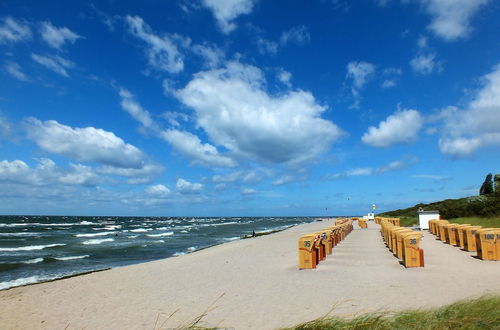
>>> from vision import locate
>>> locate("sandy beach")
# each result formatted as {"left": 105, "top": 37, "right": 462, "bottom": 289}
{"left": 1, "top": 219, "right": 499, "bottom": 329}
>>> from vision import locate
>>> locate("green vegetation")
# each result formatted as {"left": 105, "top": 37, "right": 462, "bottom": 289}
{"left": 378, "top": 194, "right": 500, "bottom": 221}
{"left": 398, "top": 216, "right": 418, "bottom": 227}
{"left": 448, "top": 217, "right": 500, "bottom": 228}
{"left": 286, "top": 295, "right": 500, "bottom": 330}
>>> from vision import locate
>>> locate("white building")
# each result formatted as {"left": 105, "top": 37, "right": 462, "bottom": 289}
{"left": 418, "top": 208, "right": 440, "bottom": 230}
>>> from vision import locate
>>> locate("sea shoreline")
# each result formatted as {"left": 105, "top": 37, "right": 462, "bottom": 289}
{"left": 0, "top": 218, "right": 312, "bottom": 291}
{"left": 1, "top": 219, "right": 499, "bottom": 329}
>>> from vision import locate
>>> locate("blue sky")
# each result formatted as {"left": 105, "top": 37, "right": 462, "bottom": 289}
{"left": 0, "top": 0, "right": 499, "bottom": 216}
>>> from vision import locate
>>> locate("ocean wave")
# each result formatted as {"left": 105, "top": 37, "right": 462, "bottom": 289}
{"left": 0, "top": 244, "right": 66, "bottom": 252}
{"left": 130, "top": 228, "right": 152, "bottom": 233}
{"left": 156, "top": 227, "right": 170, "bottom": 230}
{"left": 54, "top": 255, "right": 89, "bottom": 261}
{"left": 75, "top": 232, "right": 116, "bottom": 238}
{"left": 0, "top": 222, "right": 94, "bottom": 228}
{"left": 22, "top": 258, "right": 44, "bottom": 264}
{"left": 187, "top": 246, "right": 197, "bottom": 252}
{"left": 79, "top": 221, "right": 94, "bottom": 225}
{"left": 146, "top": 232, "right": 174, "bottom": 237}
{"left": 223, "top": 237, "right": 240, "bottom": 242}
{"left": 82, "top": 238, "right": 114, "bottom": 245}
{"left": 0, "top": 275, "right": 55, "bottom": 290}
{"left": 103, "top": 225, "right": 121, "bottom": 230}
{"left": 0, "top": 232, "right": 43, "bottom": 237}
{"left": 173, "top": 252, "right": 186, "bottom": 256}
{"left": 152, "top": 240, "right": 165, "bottom": 243}
{"left": 127, "top": 235, "right": 138, "bottom": 239}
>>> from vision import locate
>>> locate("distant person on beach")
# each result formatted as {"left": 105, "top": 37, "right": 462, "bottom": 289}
{"left": 252, "top": 231, "right": 256, "bottom": 237}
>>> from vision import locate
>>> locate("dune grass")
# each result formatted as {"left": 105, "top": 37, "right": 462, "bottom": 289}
{"left": 398, "top": 216, "right": 419, "bottom": 227}
{"left": 449, "top": 217, "right": 500, "bottom": 228}
{"left": 387, "top": 216, "right": 499, "bottom": 228}
{"left": 286, "top": 295, "right": 500, "bottom": 330}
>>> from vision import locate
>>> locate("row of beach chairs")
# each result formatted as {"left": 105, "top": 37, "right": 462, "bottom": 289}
{"left": 379, "top": 218, "right": 424, "bottom": 267}
{"left": 428, "top": 219, "right": 500, "bottom": 261}
{"left": 297, "top": 218, "right": 354, "bottom": 269}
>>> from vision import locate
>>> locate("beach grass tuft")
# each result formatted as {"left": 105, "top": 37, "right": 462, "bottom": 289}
{"left": 285, "top": 295, "right": 500, "bottom": 330}
{"left": 154, "top": 293, "right": 225, "bottom": 330}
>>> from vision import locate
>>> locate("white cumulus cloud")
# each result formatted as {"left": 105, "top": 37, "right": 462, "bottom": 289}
{"left": 176, "top": 61, "right": 343, "bottom": 164}
{"left": 201, "top": 0, "right": 254, "bottom": 34}
{"left": 0, "top": 159, "right": 102, "bottom": 187}
{"left": 438, "top": 63, "right": 500, "bottom": 157}
{"left": 161, "top": 129, "right": 236, "bottom": 168}
{"left": 422, "top": 0, "right": 489, "bottom": 41}
{"left": 145, "top": 184, "right": 171, "bottom": 197}
{"left": 410, "top": 53, "right": 441, "bottom": 75}
{"left": 0, "top": 17, "right": 31, "bottom": 43}
{"left": 176, "top": 178, "right": 203, "bottom": 194}
{"left": 40, "top": 22, "right": 82, "bottom": 49}
{"left": 362, "top": 109, "right": 423, "bottom": 147}
{"left": 125, "top": 15, "right": 187, "bottom": 73}
{"left": 346, "top": 61, "right": 375, "bottom": 107}
{"left": 25, "top": 118, "right": 146, "bottom": 169}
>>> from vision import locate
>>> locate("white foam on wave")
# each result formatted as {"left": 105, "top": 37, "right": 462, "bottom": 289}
{"left": 82, "top": 238, "right": 114, "bottom": 245}
{"left": 223, "top": 237, "right": 240, "bottom": 242}
{"left": 198, "top": 221, "right": 239, "bottom": 228}
{"left": 173, "top": 252, "right": 186, "bottom": 256}
{"left": 187, "top": 246, "right": 197, "bottom": 252}
{"left": 0, "top": 223, "right": 33, "bottom": 227}
{"left": 131, "top": 228, "right": 152, "bottom": 233}
{"left": 153, "top": 240, "right": 165, "bottom": 243}
{"left": 146, "top": 232, "right": 174, "bottom": 237}
{"left": 156, "top": 227, "right": 169, "bottom": 230}
{"left": 0, "top": 232, "right": 42, "bottom": 237}
{"left": 0, "top": 275, "right": 55, "bottom": 290}
{"left": 127, "top": 235, "right": 138, "bottom": 239}
{"left": 0, "top": 244, "right": 66, "bottom": 252}
{"left": 22, "top": 258, "right": 44, "bottom": 264}
{"left": 180, "top": 230, "right": 188, "bottom": 233}
{"left": 103, "top": 225, "right": 121, "bottom": 230}
{"left": 79, "top": 221, "right": 94, "bottom": 225}
{"left": 75, "top": 232, "right": 116, "bottom": 238}
{"left": 54, "top": 255, "right": 89, "bottom": 261}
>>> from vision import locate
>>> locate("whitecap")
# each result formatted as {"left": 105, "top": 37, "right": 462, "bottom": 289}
{"left": 0, "top": 275, "right": 55, "bottom": 290}
{"left": 22, "top": 258, "right": 44, "bottom": 264}
{"left": 82, "top": 238, "right": 114, "bottom": 245}
{"left": 223, "top": 237, "right": 240, "bottom": 242}
{"left": 173, "top": 252, "right": 186, "bottom": 256}
{"left": 130, "top": 228, "right": 152, "bottom": 233}
{"left": 75, "top": 232, "right": 116, "bottom": 238}
{"left": 0, "top": 244, "right": 66, "bottom": 252}
{"left": 79, "top": 221, "right": 94, "bottom": 225}
{"left": 187, "top": 246, "right": 197, "bottom": 252}
{"left": 146, "top": 232, "right": 174, "bottom": 237}
{"left": 0, "top": 232, "right": 42, "bottom": 237}
{"left": 127, "top": 235, "right": 138, "bottom": 239}
{"left": 54, "top": 255, "right": 89, "bottom": 261}
{"left": 104, "top": 225, "right": 121, "bottom": 230}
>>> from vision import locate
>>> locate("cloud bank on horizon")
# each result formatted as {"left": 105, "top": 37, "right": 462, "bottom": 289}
{"left": 0, "top": 0, "right": 499, "bottom": 216}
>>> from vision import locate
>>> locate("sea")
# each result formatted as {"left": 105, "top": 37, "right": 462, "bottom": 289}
{"left": 0, "top": 215, "right": 320, "bottom": 290}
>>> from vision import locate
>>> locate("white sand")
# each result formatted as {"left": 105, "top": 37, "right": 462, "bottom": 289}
{"left": 1, "top": 220, "right": 499, "bottom": 329}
